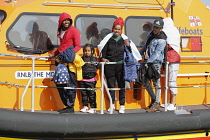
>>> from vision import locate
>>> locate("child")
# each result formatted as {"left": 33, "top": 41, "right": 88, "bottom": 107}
{"left": 79, "top": 43, "right": 100, "bottom": 114}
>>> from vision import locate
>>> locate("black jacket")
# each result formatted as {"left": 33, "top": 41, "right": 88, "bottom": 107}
{"left": 81, "top": 56, "right": 101, "bottom": 79}
{"left": 82, "top": 56, "right": 100, "bottom": 72}
{"left": 136, "top": 63, "right": 161, "bottom": 86}
{"left": 101, "top": 37, "right": 124, "bottom": 62}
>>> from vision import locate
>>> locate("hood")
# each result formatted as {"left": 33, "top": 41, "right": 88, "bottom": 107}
{"left": 163, "top": 17, "right": 174, "bottom": 28}
{"left": 163, "top": 17, "right": 180, "bottom": 54}
{"left": 58, "top": 12, "right": 72, "bottom": 29}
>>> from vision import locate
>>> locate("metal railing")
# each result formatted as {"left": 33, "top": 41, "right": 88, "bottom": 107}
{"left": 1, "top": 54, "right": 210, "bottom": 114}
{"left": 41, "top": 1, "right": 162, "bottom": 10}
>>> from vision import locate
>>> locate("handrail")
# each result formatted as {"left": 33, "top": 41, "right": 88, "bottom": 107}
{"left": 1, "top": 53, "right": 210, "bottom": 112}
{"left": 164, "top": 62, "right": 169, "bottom": 112}
{"left": 41, "top": 1, "right": 162, "bottom": 10}
{"left": 8, "top": 54, "right": 50, "bottom": 112}
{"left": 20, "top": 74, "right": 33, "bottom": 111}
{"left": 181, "top": 56, "right": 210, "bottom": 58}
{"left": 20, "top": 56, "right": 38, "bottom": 112}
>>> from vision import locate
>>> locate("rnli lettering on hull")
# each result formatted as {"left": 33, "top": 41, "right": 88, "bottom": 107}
{"left": 15, "top": 71, "right": 55, "bottom": 79}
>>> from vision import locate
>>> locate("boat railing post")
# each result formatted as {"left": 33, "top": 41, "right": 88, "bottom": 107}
{"left": 20, "top": 75, "right": 33, "bottom": 111}
{"left": 100, "top": 62, "right": 114, "bottom": 114}
{"left": 100, "top": 62, "right": 105, "bottom": 114}
{"left": 164, "top": 61, "right": 169, "bottom": 112}
{"left": 103, "top": 62, "right": 115, "bottom": 114}
{"left": 103, "top": 77, "right": 113, "bottom": 114}
{"left": 31, "top": 57, "right": 35, "bottom": 112}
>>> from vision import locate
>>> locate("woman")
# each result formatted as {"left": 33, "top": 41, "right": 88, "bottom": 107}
{"left": 98, "top": 17, "right": 141, "bottom": 114}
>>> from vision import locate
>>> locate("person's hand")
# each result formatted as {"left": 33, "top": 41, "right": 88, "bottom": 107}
{"left": 48, "top": 53, "right": 54, "bottom": 58}
{"left": 48, "top": 48, "right": 57, "bottom": 58}
{"left": 101, "top": 58, "right": 109, "bottom": 62}
{"left": 124, "top": 39, "right": 130, "bottom": 46}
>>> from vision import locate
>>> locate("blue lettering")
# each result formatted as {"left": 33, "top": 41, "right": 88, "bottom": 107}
{"left": 50, "top": 72, "right": 55, "bottom": 77}
{"left": 28, "top": 72, "right": 31, "bottom": 77}
{"left": 46, "top": 71, "right": 55, "bottom": 77}
{"left": 197, "top": 29, "right": 200, "bottom": 35}
{"left": 20, "top": 72, "right": 26, "bottom": 77}
{"left": 35, "top": 72, "right": 43, "bottom": 77}
{"left": 17, "top": 72, "right": 20, "bottom": 77}
{"left": 178, "top": 27, "right": 203, "bottom": 35}
{"left": 181, "top": 29, "right": 185, "bottom": 35}
{"left": 185, "top": 27, "right": 188, "bottom": 35}
{"left": 189, "top": 29, "right": 193, "bottom": 35}
{"left": 200, "top": 29, "right": 203, "bottom": 35}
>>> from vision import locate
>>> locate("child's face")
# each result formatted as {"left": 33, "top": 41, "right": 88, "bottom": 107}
{"left": 83, "top": 47, "right": 92, "bottom": 57}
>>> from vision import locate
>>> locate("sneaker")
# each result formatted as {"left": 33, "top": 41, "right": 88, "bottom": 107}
{"left": 160, "top": 103, "right": 170, "bottom": 108}
{"left": 145, "top": 102, "right": 154, "bottom": 110}
{"left": 167, "top": 104, "right": 176, "bottom": 111}
{"left": 87, "top": 108, "right": 96, "bottom": 114}
{"left": 80, "top": 106, "right": 88, "bottom": 113}
{"left": 59, "top": 107, "right": 74, "bottom": 114}
{"left": 107, "top": 104, "right": 115, "bottom": 112}
{"left": 119, "top": 105, "right": 125, "bottom": 114}
{"left": 146, "top": 102, "right": 160, "bottom": 112}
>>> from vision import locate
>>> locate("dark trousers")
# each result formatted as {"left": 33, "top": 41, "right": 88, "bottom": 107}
{"left": 56, "top": 71, "right": 76, "bottom": 108}
{"left": 79, "top": 81, "right": 97, "bottom": 108}
{"left": 144, "top": 81, "right": 156, "bottom": 102}
{"left": 104, "top": 64, "right": 125, "bottom": 105}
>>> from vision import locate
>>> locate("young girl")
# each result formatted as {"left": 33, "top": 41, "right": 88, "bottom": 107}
{"left": 79, "top": 43, "right": 100, "bottom": 114}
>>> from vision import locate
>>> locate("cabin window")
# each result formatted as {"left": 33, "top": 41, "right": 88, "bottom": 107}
{"left": 0, "top": 10, "right": 6, "bottom": 24}
{"left": 6, "top": 13, "right": 60, "bottom": 54}
{"left": 181, "top": 36, "right": 202, "bottom": 52}
{"left": 125, "top": 16, "right": 161, "bottom": 48}
{"left": 75, "top": 15, "right": 117, "bottom": 47}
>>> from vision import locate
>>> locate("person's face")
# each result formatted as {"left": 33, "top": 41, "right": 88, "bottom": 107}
{"left": 153, "top": 26, "right": 162, "bottom": 35}
{"left": 62, "top": 19, "right": 71, "bottom": 31}
{"left": 113, "top": 24, "right": 122, "bottom": 37}
{"left": 83, "top": 47, "right": 92, "bottom": 57}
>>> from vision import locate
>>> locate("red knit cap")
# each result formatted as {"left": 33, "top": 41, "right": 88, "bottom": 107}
{"left": 113, "top": 17, "right": 124, "bottom": 27}
{"left": 86, "top": 22, "right": 99, "bottom": 35}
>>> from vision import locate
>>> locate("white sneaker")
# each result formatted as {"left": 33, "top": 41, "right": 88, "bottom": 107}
{"left": 80, "top": 106, "right": 88, "bottom": 113}
{"left": 160, "top": 103, "right": 170, "bottom": 108}
{"left": 167, "top": 104, "right": 176, "bottom": 111}
{"left": 119, "top": 105, "right": 125, "bottom": 114}
{"left": 87, "top": 108, "right": 96, "bottom": 114}
{"left": 107, "top": 104, "right": 115, "bottom": 112}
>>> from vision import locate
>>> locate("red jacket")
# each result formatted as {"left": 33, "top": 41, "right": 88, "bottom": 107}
{"left": 53, "top": 12, "right": 81, "bottom": 56}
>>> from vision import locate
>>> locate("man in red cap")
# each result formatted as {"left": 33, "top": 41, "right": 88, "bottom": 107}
{"left": 49, "top": 12, "right": 81, "bottom": 114}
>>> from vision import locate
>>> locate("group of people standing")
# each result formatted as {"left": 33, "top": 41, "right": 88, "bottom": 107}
{"left": 48, "top": 12, "right": 180, "bottom": 114}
